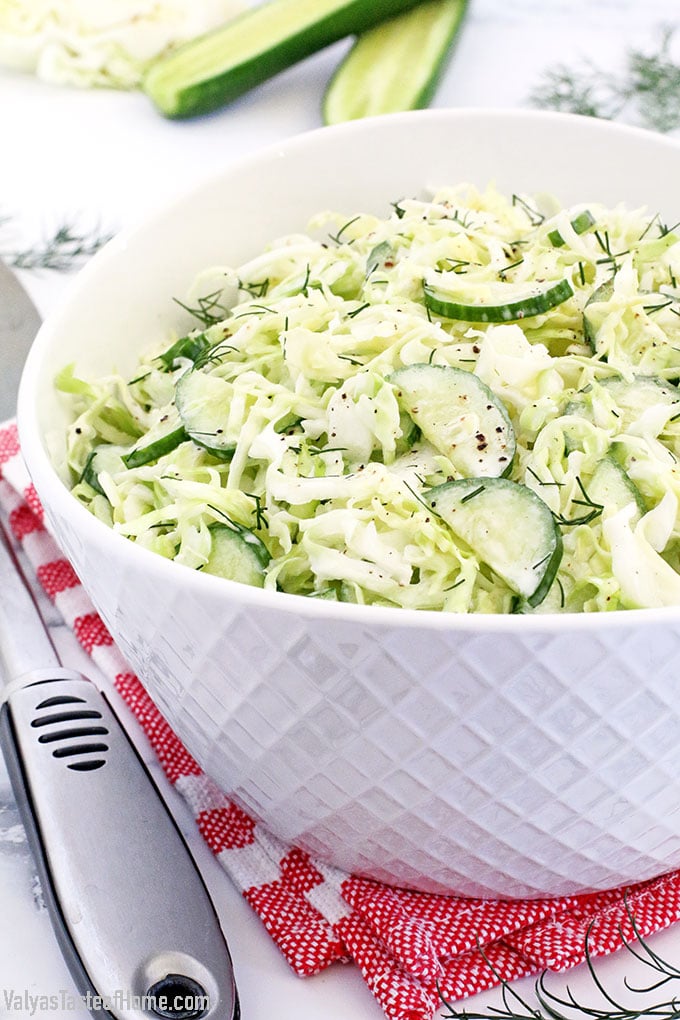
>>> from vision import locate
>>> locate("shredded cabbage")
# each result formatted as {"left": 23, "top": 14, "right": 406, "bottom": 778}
{"left": 0, "top": 0, "right": 243, "bottom": 89}
{"left": 58, "top": 183, "right": 680, "bottom": 613}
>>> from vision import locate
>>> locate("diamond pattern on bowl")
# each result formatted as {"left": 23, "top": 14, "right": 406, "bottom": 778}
{"left": 41, "top": 503, "right": 680, "bottom": 898}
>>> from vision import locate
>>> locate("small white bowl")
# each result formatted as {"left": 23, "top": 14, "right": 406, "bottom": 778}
{"left": 19, "top": 109, "right": 680, "bottom": 898}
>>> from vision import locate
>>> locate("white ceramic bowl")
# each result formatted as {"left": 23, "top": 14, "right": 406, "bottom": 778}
{"left": 18, "top": 109, "right": 680, "bottom": 899}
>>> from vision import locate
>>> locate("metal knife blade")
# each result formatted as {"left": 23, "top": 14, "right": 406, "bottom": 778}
{"left": 0, "top": 266, "right": 239, "bottom": 1019}
{"left": 0, "top": 513, "right": 60, "bottom": 682}
{"left": 0, "top": 260, "right": 42, "bottom": 421}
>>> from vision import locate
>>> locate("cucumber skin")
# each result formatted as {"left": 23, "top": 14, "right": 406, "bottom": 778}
{"left": 122, "top": 426, "right": 187, "bottom": 468}
{"left": 526, "top": 530, "right": 563, "bottom": 608}
{"left": 82, "top": 450, "right": 106, "bottom": 496}
{"left": 547, "top": 209, "right": 595, "bottom": 248}
{"left": 582, "top": 276, "right": 615, "bottom": 352}
{"left": 145, "top": 0, "right": 431, "bottom": 119}
{"left": 322, "top": 0, "right": 469, "bottom": 124}
{"left": 423, "top": 278, "right": 574, "bottom": 324}
{"left": 81, "top": 446, "right": 126, "bottom": 495}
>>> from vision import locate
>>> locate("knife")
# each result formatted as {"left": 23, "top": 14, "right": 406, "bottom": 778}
{"left": 0, "top": 260, "right": 42, "bottom": 420}
{"left": 0, "top": 266, "right": 238, "bottom": 1020}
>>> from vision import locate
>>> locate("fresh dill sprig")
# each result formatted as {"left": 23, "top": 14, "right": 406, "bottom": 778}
{"left": 403, "top": 479, "right": 436, "bottom": 515}
{"left": 644, "top": 297, "right": 673, "bottom": 314}
{"left": 193, "top": 343, "right": 238, "bottom": 371}
{"left": 556, "top": 577, "right": 566, "bottom": 608}
{"left": 245, "top": 492, "right": 268, "bottom": 530}
{"left": 239, "top": 277, "right": 270, "bottom": 299}
{"left": 174, "top": 289, "right": 230, "bottom": 327}
{"left": 512, "top": 194, "right": 545, "bottom": 226}
{"left": 207, "top": 503, "right": 242, "bottom": 531}
{"left": 660, "top": 218, "right": 680, "bottom": 237}
{"left": 440, "top": 904, "right": 680, "bottom": 1020}
{"left": 592, "top": 229, "right": 628, "bottom": 273}
{"left": 2, "top": 219, "right": 114, "bottom": 271}
{"left": 451, "top": 208, "right": 477, "bottom": 229}
{"left": 526, "top": 466, "right": 563, "bottom": 488}
{"left": 638, "top": 213, "right": 661, "bottom": 241}
{"left": 552, "top": 477, "right": 604, "bottom": 527}
{"left": 438, "top": 257, "right": 472, "bottom": 274}
{"left": 461, "top": 484, "right": 486, "bottom": 504}
{"left": 308, "top": 446, "right": 347, "bottom": 456}
{"left": 529, "top": 65, "right": 621, "bottom": 120}
{"left": 498, "top": 258, "right": 524, "bottom": 280}
{"left": 328, "top": 215, "right": 361, "bottom": 246}
{"left": 626, "top": 26, "right": 680, "bottom": 133}
{"left": 529, "top": 26, "right": 680, "bottom": 133}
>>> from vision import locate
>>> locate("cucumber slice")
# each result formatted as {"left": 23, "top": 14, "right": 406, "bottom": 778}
{"left": 588, "top": 456, "right": 645, "bottom": 521}
{"left": 547, "top": 210, "right": 596, "bottom": 247}
{"left": 204, "top": 524, "right": 270, "bottom": 586}
{"left": 175, "top": 369, "right": 238, "bottom": 460}
{"left": 423, "top": 278, "right": 573, "bottom": 323}
{"left": 144, "top": 0, "right": 428, "bottom": 119}
{"left": 323, "top": 0, "right": 468, "bottom": 124}
{"left": 428, "top": 477, "right": 562, "bottom": 606}
{"left": 81, "top": 445, "right": 126, "bottom": 496}
{"left": 122, "top": 424, "right": 186, "bottom": 468}
{"left": 569, "top": 375, "right": 680, "bottom": 431}
{"left": 603, "top": 376, "right": 680, "bottom": 423}
{"left": 389, "top": 364, "right": 515, "bottom": 477}
{"left": 583, "top": 276, "right": 615, "bottom": 351}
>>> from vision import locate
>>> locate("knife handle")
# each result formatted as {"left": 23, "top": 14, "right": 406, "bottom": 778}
{"left": 0, "top": 672, "right": 238, "bottom": 1020}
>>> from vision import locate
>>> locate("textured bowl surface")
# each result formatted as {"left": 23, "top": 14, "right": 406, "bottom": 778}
{"left": 18, "top": 109, "right": 680, "bottom": 898}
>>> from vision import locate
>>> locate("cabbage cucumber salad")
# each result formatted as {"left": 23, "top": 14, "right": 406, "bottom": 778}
{"left": 58, "top": 184, "right": 680, "bottom": 613}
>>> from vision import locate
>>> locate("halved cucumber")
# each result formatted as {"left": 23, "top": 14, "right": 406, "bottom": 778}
{"left": 547, "top": 209, "right": 596, "bottom": 248}
{"left": 144, "top": 0, "right": 428, "bottom": 119}
{"left": 323, "top": 0, "right": 468, "bottom": 124}
{"left": 175, "top": 369, "right": 238, "bottom": 460}
{"left": 423, "top": 278, "right": 573, "bottom": 323}
{"left": 389, "top": 364, "right": 515, "bottom": 477}
{"left": 122, "top": 422, "right": 187, "bottom": 469}
{"left": 588, "top": 455, "right": 645, "bottom": 522}
{"left": 203, "top": 524, "right": 270, "bottom": 587}
{"left": 427, "top": 477, "right": 562, "bottom": 607}
{"left": 81, "top": 445, "right": 126, "bottom": 495}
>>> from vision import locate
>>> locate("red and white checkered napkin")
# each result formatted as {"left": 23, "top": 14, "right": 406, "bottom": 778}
{"left": 3, "top": 419, "right": 680, "bottom": 1020}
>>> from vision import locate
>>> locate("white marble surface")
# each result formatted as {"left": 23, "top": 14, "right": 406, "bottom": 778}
{"left": 2, "top": 2, "right": 680, "bottom": 1018}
